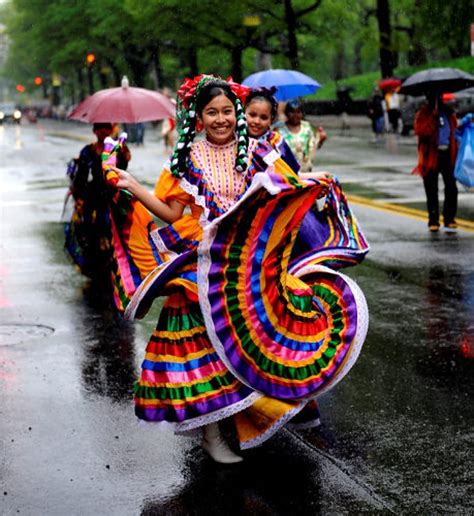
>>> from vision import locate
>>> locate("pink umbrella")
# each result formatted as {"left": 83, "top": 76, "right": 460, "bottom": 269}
{"left": 68, "top": 76, "right": 175, "bottom": 123}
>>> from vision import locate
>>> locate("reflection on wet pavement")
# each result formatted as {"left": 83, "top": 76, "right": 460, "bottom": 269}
{"left": 140, "top": 429, "right": 390, "bottom": 515}
{"left": 0, "top": 124, "right": 23, "bottom": 150}
{"left": 416, "top": 267, "right": 474, "bottom": 386}
{"left": 76, "top": 280, "right": 138, "bottom": 402}
{"left": 304, "top": 260, "right": 474, "bottom": 512}
{"left": 15, "top": 125, "right": 23, "bottom": 150}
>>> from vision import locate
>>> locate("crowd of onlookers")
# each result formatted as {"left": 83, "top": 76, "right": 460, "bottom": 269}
{"left": 367, "top": 85, "right": 474, "bottom": 140}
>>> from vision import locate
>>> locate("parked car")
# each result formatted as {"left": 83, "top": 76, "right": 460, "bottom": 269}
{"left": 0, "top": 103, "right": 22, "bottom": 124}
{"left": 450, "top": 87, "right": 474, "bottom": 117}
{"left": 400, "top": 87, "right": 474, "bottom": 136}
{"left": 400, "top": 95, "right": 424, "bottom": 135}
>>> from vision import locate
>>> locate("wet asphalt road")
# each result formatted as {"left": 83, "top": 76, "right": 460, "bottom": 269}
{"left": 0, "top": 120, "right": 473, "bottom": 515}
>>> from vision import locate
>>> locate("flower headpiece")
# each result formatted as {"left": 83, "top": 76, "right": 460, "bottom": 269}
{"left": 170, "top": 75, "right": 250, "bottom": 178}
{"left": 225, "top": 77, "right": 251, "bottom": 104}
{"left": 176, "top": 75, "right": 250, "bottom": 110}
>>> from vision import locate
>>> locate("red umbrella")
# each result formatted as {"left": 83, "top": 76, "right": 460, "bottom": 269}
{"left": 378, "top": 78, "right": 402, "bottom": 91}
{"left": 68, "top": 76, "right": 175, "bottom": 123}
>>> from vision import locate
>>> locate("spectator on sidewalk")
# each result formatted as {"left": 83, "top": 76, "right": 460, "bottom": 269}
{"left": 135, "top": 122, "right": 145, "bottom": 145}
{"left": 413, "top": 94, "right": 458, "bottom": 232}
{"left": 384, "top": 88, "right": 401, "bottom": 133}
{"left": 367, "top": 87, "right": 385, "bottom": 143}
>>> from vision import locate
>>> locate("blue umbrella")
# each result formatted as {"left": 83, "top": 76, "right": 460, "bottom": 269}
{"left": 242, "top": 69, "right": 321, "bottom": 101}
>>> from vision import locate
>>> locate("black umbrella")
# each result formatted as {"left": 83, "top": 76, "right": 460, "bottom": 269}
{"left": 399, "top": 67, "right": 474, "bottom": 97}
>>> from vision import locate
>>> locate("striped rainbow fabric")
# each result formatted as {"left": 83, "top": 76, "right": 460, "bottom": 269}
{"left": 134, "top": 281, "right": 257, "bottom": 424}
{"left": 197, "top": 169, "right": 368, "bottom": 399}
{"left": 108, "top": 192, "right": 162, "bottom": 313}
{"left": 107, "top": 140, "right": 369, "bottom": 431}
{"left": 289, "top": 177, "right": 369, "bottom": 274}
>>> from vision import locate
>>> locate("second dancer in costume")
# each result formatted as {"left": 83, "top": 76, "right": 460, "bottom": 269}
{"left": 245, "top": 86, "right": 300, "bottom": 172}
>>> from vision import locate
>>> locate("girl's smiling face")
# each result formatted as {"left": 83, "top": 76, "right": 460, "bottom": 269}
{"left": 286, "top": 108, "right": 303, "bottom": 127}
{"left": 198, "top": 94, "right": 236, "bottom": 145}
{"left": 245, "top": 99, "right": 273, "bottom": 138}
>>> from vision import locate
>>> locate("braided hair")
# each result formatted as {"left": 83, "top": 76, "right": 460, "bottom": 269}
{"left": 170, "top": 78, "right": 249, "bottom": 177}
{"left": 246, "top": 86, "right": 279, "bottom": 122}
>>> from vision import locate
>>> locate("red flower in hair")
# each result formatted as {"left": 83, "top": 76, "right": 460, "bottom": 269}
{"left": 176, "top": 74, "right": 250, "bottom": 109}
{"left": 226, "top": 77, "right": 250, "bottom": 104}
{"left": 177, "top": 74, "right": 215, "bottom": 109}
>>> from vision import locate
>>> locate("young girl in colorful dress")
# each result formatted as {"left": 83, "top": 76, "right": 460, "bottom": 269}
{"left": 245, "top": 87, "right": 300, "bottom": 172}
{"left": 109, "top": 76, "right": 369, "bottom": 464}
{"left": 277, "top": 100, "right": 327, "bottom": 172}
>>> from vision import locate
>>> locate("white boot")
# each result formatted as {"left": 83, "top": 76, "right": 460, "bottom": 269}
{"left": 201, "top": 423, "right": 243, "bottom": 464}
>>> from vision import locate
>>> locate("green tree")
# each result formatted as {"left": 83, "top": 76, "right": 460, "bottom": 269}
{"left": 2, "top": 0, "right": 472, "bottom": 104}
{"left": 416, "top": 0, "right": 472, "bottom": 59}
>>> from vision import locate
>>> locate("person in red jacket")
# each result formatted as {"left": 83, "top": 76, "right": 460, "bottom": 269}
{"left": 413, "top": 94, "right": 458, "bottom": 232}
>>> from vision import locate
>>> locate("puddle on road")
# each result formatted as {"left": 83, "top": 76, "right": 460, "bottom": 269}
{"left": 0, "top": 323, "right": 54, "bottom": 345}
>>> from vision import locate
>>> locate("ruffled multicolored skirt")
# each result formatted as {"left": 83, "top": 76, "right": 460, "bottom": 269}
{"left": 109, "top": 169, "right": 369, "bottom": 449}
